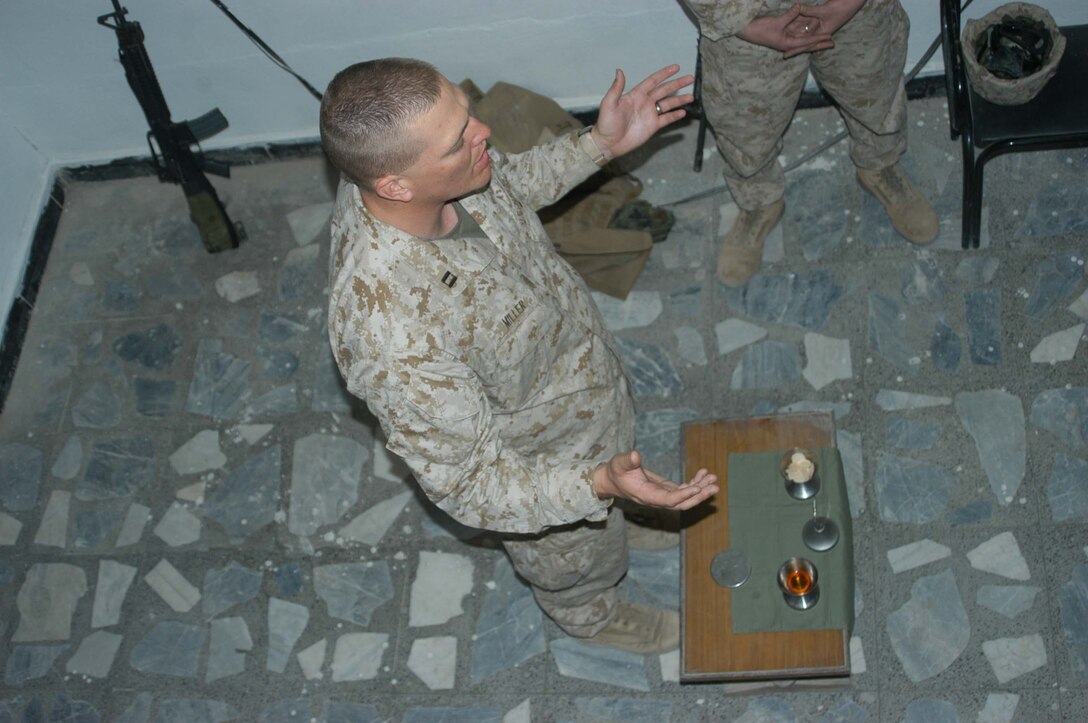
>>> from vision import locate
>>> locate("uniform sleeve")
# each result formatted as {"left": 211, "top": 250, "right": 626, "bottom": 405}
{"left": 490, "top": 130, "right": 602, "bottom": 212}
{"left": 683, "top": 0, "right": 768, "bottom": 41}
{"left": 352, "top": 346, "right": 612, "bottom": 535}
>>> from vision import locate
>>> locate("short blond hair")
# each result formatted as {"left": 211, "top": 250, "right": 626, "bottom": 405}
{"left": 320, "top": 58, "right": 442, "bottom": 189}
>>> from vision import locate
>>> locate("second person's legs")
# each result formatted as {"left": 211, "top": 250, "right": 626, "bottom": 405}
{"left": 698, "top": 34, "right": 810, "bottom": 286}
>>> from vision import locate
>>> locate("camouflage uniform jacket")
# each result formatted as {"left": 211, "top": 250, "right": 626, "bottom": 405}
{"left": 685, "top": 1, "right": 838, "bottom": 41}
{"left": 328, "top": 131, "right": 633, "bottom": 535}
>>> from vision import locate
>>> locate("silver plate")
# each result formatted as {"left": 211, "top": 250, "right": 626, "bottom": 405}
{"left": 710, "top": 549, "right": 751, "bottom": 589}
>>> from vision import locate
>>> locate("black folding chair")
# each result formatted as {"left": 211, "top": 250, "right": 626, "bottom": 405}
{"left": 940, "top": 0, "right": 1088, "bottom": 248}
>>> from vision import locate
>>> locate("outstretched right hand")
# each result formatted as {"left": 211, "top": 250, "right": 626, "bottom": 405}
{"left": 592, "top": 450, "right": 719, "bottom": 511}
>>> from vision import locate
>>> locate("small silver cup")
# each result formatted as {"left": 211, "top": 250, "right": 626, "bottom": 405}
{"left": 777, "top": 557, "right": 820, "bottom": 610}
{"left": 780, "top": 447, "right": 820, "bottom": 500}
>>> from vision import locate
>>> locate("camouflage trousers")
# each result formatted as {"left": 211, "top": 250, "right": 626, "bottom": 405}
{"left": 699, "top": 0, "right": 910, "bottom": 210}
{"left": 501, "top": 375, "right": 635, "bottom": 638}
{"left": 502, "top": 505, "right": 629, "bottom": 637}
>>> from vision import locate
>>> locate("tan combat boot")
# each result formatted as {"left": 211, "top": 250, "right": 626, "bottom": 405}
{"left": 857, "top": 165, "right": 939, "bottom": 245}
{"left": 584, "top": 601, "right": 680, "bottom": 654}
{"left": 718, "top": 199, "right": 784, "bottom": 288}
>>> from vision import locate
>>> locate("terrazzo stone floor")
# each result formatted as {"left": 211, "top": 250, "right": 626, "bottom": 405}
{"left": 1, "top": 94, "right": 1087, "bottom": 722}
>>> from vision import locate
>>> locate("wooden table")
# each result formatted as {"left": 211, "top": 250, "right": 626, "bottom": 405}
{"left": 680, "top": 412, "right": 850, "bottom": 682}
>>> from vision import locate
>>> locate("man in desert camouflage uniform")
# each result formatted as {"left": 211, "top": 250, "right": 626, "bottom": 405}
{"left": 320, "top": 58, "right": 718, "bottom": 653}
{"left": 686, "top": 0, "right": 939, "bottom": 286}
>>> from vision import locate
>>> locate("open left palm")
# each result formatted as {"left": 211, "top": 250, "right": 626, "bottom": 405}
{"left": 591, "top": 65, "right": 694, "bottom": 161}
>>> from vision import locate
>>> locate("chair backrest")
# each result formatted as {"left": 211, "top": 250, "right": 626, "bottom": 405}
{"left": 940, "top": 0, "right": 969, "bottom": 137}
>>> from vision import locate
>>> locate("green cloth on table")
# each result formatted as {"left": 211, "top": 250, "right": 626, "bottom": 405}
{"left": 727, "top": 448, "right": 854, "bottom": 635}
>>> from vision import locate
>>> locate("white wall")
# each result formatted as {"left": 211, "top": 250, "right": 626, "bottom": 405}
{"left": 1, "top": 0, "right": 1084, "bottom": 329}
{"left": 0, "top": 110, "right": 51, "bottom": 331}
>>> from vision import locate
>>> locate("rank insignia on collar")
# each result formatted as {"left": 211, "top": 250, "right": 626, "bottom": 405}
{"left": 440, "top": 270, "right": 458, "bottom": 288}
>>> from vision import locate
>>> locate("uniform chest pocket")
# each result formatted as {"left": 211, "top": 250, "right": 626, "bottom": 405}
{"left": 487, "top": 299, "right": 564, "bottom": 408}
{"left": 495, "top": 298, "right": 564, "bottom": 366}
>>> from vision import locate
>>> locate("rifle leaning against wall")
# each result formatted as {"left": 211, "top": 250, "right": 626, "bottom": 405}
{"left": 98, "top": 0, "right": 243, "bottom": 253}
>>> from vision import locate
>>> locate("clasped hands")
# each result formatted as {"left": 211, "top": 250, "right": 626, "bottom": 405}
{"left": 738, "top": 0, "right": 867, "bottom": 59}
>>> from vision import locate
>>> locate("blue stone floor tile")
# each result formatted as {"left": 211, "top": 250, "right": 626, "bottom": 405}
{"left": 1, "top": 97, "right": 1086, "bottom": 721}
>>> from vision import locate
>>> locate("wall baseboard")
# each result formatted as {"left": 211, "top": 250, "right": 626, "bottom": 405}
{"left": 64, "top": 140, "right": 324, "bottom": 183}
{"left": 573, "top": 73, "right": 947, "bottom": 124}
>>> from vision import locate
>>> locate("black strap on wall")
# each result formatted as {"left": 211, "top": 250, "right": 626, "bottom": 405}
{"left": 208, "top": 0, "right": 324, "bottom": 101}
